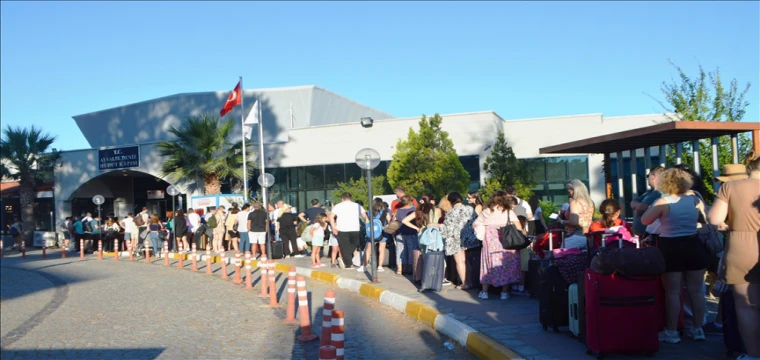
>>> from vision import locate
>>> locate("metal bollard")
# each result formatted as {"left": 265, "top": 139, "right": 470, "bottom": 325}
{"left": 296, "top": 275, "right": 317, "bottom": 342}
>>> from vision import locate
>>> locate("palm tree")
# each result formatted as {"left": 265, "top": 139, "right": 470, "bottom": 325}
{"left": 0, "top": 125, "right": 59, "bottom": 244}
{"left": 157, "top": 114, "right": 255, "bottom": 195}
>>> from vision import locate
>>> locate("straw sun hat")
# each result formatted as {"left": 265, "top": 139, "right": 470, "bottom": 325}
{"left": 716, "top": 164, "right": 748, "bottom": 183}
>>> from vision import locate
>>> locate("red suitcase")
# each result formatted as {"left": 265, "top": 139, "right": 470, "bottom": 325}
{"left": 584, "top": 269, "right": 659, "bottom": 358}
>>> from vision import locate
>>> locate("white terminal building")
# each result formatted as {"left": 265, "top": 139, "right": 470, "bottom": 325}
{"left": 52, "top": 85, "right": 668, "bottom": 224}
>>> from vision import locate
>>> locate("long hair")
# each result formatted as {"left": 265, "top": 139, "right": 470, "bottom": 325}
{"left": 414, "top": 204, "right": 432, "bottom": 229}
{"left": 150, "top": 214, "right": 160, "bottom": 225}
{"left": 599, "top": 199, "right": 620, "bottom": 229}
{"left": 487, "top": 190, "right": 512, "bottom": 212}
{"left": 528, "top": 195, "right": 541, "bottom": 215}
{"left": 372, "top": 198, "right": 384, "bottom": 215}
{"left": 468, "top": 190, "right": 484, "bottom": 208}
{"left": 567, "top": 179, "right": 595, "bottom": 211}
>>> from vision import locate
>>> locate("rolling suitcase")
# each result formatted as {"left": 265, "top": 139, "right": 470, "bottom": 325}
{"left": 539, "top": 265, "right": 569, "bottom": 332}
{"left": 568, "top": 233, "right": 599, "bottom": 341}
{"left": 271, "top": 241, "right": 284, "bottom": 260}
{"left": 721, "top": 290, "right": 747, "bottom": 357}
{"left": 419, "top": 250, "right": 445, "bottom": 292}
{"left": 584, "top": 269, "right": 659, "bottom": 358}
{"left": 529, "top": 230, "right": 564, "bottom": 298}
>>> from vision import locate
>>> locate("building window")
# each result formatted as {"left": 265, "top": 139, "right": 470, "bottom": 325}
{"left": 304, "top": 165, "right": 325, "bottom": 190}
{"left": 325, "top": 164, "right": 345, "bottom": 188}
{"left": 521, "top": 155, "right": 590, "bottom": 204}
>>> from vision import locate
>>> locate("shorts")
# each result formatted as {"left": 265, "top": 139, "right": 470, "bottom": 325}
{"left": 311, "top": 234, "right": 325, "bottom": 247}
{"left": 520, "top": 247, "right": 530, "bottom": 272}
{"left": 657, "top": 234, "right": 710, "bottom": 273}
{"left": 63, "top": 232, "right": 71, "bottom": 240}
{"left": 227, "top": 230, "right": 239, "bottom": 239}
{"left": 124, "top": 232, "right": 132, "bottom": 240}
{"left": 328, "top": 235, "right": 339, "bottom": 247}
{"left": 250, "top": 232, "right": 266, "bottom": 244}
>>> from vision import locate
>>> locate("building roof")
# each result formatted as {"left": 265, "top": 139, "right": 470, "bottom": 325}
{"left": 72, "top": 85, "right": 395, "bottom": 148}
{"left": 539, "top": 121, "right": 760, "bottom": 154}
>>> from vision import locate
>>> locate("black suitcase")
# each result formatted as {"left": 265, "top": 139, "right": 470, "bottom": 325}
{"left": 465, "top": 246, "right": 482, "bottom": 289}
{"left": 271, "top": 241, "right": 284, "bottom": 260}
{"left": 539, "top": 265, "right": 569, "bottom": 332}
{"left": 722, "top": 290, "right": 746, "bottom": 357}
{"left": 528, "top": 230, "right": 564, "bottom": 298}
{"left": 419, "top": 251, "right": 445, "bottom": 292}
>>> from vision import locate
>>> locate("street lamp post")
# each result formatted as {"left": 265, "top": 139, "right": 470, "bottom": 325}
{"left": 258, "top": 173, "right": 275, "bottom": 257}
{"left": 355, "top": 148, "right": 381, "bottom": 282}
{"left": 92, "top": 195, "right": 104, "bottom": 247}
{"left": 167, "top": 185, "right": 180, "bottom": 253}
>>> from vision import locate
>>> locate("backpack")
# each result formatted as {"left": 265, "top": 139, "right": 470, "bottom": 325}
{"left": 365, "top": 213, "right": 384, "bottom": 240}
{"left": 134, "top": 213, "right": 146, "bottom": 227}
{"left": 419, "top": 226, "right": 443, "bottom": 251}
{"left": 207, "top": 215, "right": 218, "bottom": 228}
{"left": 10, "top": 225, "right": 20, "bottom": 237}
{"left": 83, "top": 220, "right": 93, "bottom": 233}
{"left": 301, "top": 224, "right": 315, "bottom": 243}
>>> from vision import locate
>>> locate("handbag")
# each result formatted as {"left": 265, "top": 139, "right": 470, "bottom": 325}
{"left": 384, "top": 220, "right": 401, "bottom": 235}
{"left": 498, "top": 211, "right": 531, "bottom": 250}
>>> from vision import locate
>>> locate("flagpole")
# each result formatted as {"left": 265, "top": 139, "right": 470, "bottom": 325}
{"left": 240, "top": 76, "right": 248, "bottom": 201}
{"left": 257, "top": 96, "right": 270, "bottom": 256}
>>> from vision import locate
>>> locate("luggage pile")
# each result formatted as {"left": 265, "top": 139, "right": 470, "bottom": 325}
{"left": 535, "top": 230, "right": 669, "bottom": 359}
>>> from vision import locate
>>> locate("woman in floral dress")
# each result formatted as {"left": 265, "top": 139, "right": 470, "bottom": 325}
{"left": 473, "top": 190, "right": 524, "bottom": 300}
{"left": 440, "top": 192, "right": 476, "bottom": 290}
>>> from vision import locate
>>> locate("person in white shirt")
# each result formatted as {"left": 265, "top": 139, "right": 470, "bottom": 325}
{"left": 120, "top": 213, "right": 139, "bottom": 255}
{"left": 506, "top": 187, "right": 534, "bottom": 235}
{"left": 187, "top": 208, "right": 201, "bottom": 233}
{"left": 329, "top": 192, "right": 369, "bottom": 270}
{"left": 236, "top": 203, "right": 251, "bottom": 254}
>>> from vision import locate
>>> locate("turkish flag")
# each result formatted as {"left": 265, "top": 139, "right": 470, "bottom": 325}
{"left": 220, "top": 81, "right": 242, "bottom": 116}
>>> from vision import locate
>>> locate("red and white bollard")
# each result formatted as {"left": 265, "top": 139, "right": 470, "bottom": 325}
{"left": 320, "top": 290, "right": 336, "bottom": 345}
{"left": 205, "top": 247, "right": 212, "bottom": 275}
{"left": 268, "top": 260, "right": 278, "bottom": 307}
{"left": 191, "top": 243, "right": 198, "bottom": 272}
{"left": 258, "top": 257, "right": 269, "bottom": 297}
{"left": 97, "top": 240, "right": 103, "bottom": 260}
{"left": 21, "top": 239, "right": 26, "bottom": 259}
{"left": 331, "top": 310, "right": 345, "bottom": 360}
{"left": 42, "top": 239, "right": 47, "bottom": 259}
{"left": 176, "top": 243, "right": 184, "bottom": 269}
{"left": 60, "top": 241, "right": 65, "bottom": 258}
{"left": 245, "top": 252, "right": 253, "bottom": 289}
{"left": 80, "top": 241, "right": 84, "bottom": 259}
{"left": 232, "top": 253, "right": 242, "bottom": 284}
{"left": 128, "top": 241, "right": 133, "bottom": 261}
{"left": 144, "top": 240, "right": 151, "bottom": 264}
{"left": 220, "top": 252, "right": 228, "bottom": 279}
{"left": 164, "top": 241, "right": 170, "bottom": 266}
{"left": 319, "top": 345, "right": 337, "bottom": 360}
{"left": 284, "top": 267, "right": 298, "bottom": 324}
{"left": 296, "top": 275, "right": 317, "bottom": 342}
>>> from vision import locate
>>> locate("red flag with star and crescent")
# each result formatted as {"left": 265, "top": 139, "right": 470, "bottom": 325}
{"left": 220, "top": 81, "right": 242, "bottom": 116}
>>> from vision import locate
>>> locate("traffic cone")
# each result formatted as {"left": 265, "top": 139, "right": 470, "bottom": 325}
{"left": 245, "top": 252, "right": 253, "bottom": 289}
{"left": 284, "top": 267, "right": 298, "bottom": 324}
{"left": 331, "top": 310, "right": 345, "bottom": 360}
{"left": 319, "top": 345, "right": 337, "bottom": 360}
{"left": 42, "top": 240, "right": 47, "bottom": 259}
{"left": 320, "top": 290, "right": 336, "bottom": 345}
{"left": 98, "top": 240, "right": 103, "bottom": 260}
{"left": 191, "top": 243, "right": 198, "bottom": 272}
{"left": 21, "top": 239, "right": 26, "bottom": 259}
{"left": 219, "top": 252, "right": 228, "bottom": 279}
{"left": 176, "top": 243, "right": 184, "bottom": 269}
{"left": 258, "top": 257, "right": 269, "bottom": 297}
{"left": 114, "top": 239, "right": 119, "bottom": 261}
{"left": 268, "top": 260, "right": 279, "bottom": 307}
{"left": 164, "top": 241, "right": 170, "bottom": 266}
{"left": 205, "top": 247, "right": 212, "bottom": 275}
{"left": 296, "top": 275, "right": 317, "bottom": 342}
{"left": 128, "top": 242, "right": 133, "bottom": 261}
{"left": 80, "top": 241, "right": 84, "bottom": 259}
{"left": 232, "top": 254, "right": 242, "bottom": 284}
{"left": 144, "top": 240, "right": 151, "bottom": 264}
{"left": 60, "top": 242, "right": 65, "bottom": 258}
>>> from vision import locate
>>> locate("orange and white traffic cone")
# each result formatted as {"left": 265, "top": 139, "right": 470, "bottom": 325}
{"left": 331, "top": 310, "right": 345, "bottom": 360}
{"left": 60, "top": 242, "right": 65, "bottom": 258}
{"left": 42, "top": 239, "right": 47, "bottom": 259}
{"left": 319, "top": 345, "right": 337, "bottom": 360}
{"left": 268, "top": 260, "right": 279, "bottom": 307}
{"left": 296, "top": 275, "right": 317, "bottom": 342}
{"left": 128, "top": 241, "right": 133, "bottom": 261}
{"left": 320, "top": 290, "right": 336, "bottom": 345}
{"left": 98, "top": 240, "right": 103, "bottom": 260}
{"left": 191, "top": 243, "right": 198, "bottom": 272}
{"left": 284, "top": 267, "right": 298, "bottom": 324}
{"left": 258, "top": 257, "right": 269, "bottom": 297}
{"left": 114, "top": 239, "right": 119, "bottom": 261}
{"left": 144, "top": 240, "right": 151, "bottom": 264}
{"left": 21, "top": 239, "right": 26, "bottom": 259}
{"left": 219, "top": 252, "right": 228, "bottom": 279}
{"left": 177, "top": 243, "right": 184, "bottom": 269}
{"left": 232, "top": 255, "right": 242, "bottom": 284}
{"left": 163, "top": 241, "right": 170, "bottom": 266}
{"left": 245, "top": 252, "right": 253, "bottom": 289}
{"left": 205, "top": 247, "right": 212, "bottom": 275}
{"left": 80, "top": 241, "right": 84, "bottom": 259}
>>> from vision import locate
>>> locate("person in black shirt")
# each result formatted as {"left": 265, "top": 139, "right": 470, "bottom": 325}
{"left": 299, "top": 199, "right": 323, "bottom": 224}
{"left": 277, "top": 204, "right": 300, "bottom": 258}
{"left": 247, "top": 203, "right": 268, "bottom": 259}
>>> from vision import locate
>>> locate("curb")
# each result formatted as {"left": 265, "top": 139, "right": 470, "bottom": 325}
{"left": 111, "top": 251, "right": 525, "bottom": 359}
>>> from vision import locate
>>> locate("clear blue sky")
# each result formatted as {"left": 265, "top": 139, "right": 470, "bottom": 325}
{"left": 2, "top": 1, "right": 758, "bottom": 151}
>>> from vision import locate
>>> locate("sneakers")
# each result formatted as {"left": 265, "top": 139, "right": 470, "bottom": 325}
{"left": 687, "top": 327, "right": 706, "bottom": 341}
{"left": 294, "top": 254, "right": 305, "bottom": 258}
{"left": 702, "top": 321, "right": 723, "bottom": 334}
{"left": 500, "top": 292, "right": 510, "bottom": 300}
{"left": 377, "top": 266, "right": 385, "bottom": 272}
{"left": 477, "top": 291, "right": 488, "bottom": 300}
{"left": 337, "top": 258, "right": 345, "bottom": 269}
{"left": 356, "top": 266, "right": 365, "bottom": 272}
{"left": 658, "top": 330, "right": 681, "bottom": 344}
{"left": 442, "top": 279, "right": 452, "bottom": 286}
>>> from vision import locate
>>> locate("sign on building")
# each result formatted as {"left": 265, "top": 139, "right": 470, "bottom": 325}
{"left": 98, "top": 146, "right": 140, "bottom": 171}
{"left": 147, "top": 190, "right": 165, "bottom": 199}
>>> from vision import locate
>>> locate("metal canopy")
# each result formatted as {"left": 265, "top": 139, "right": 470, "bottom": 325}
{"left": 539, "top": 121, "right": 760, "bottom": 155}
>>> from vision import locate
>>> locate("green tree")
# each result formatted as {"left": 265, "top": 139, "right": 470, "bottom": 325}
{"left": 331, "top": 176, "right": 386, "bottom": 206}
{"left": 651, "top": 60, "right": 752, "bottom": 202}
{"left": 482, "top": 131, "right": 536, "bottom": 199}
{"left": 157, "top": 114, "right": 255, "bottom": 195}
{"left": 0, "top": 125, "right": 59, "bottom": 244}
{"left": 386, "top": 114, "right": 470, "bottom": 199}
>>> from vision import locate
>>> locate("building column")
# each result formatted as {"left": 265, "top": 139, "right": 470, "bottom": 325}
{"left": 630, "top": 149, "right": 638, "bottom": 199}
{"left": 753, "top": 130, "right": 760, "bottom": 156}
{"left": 712, "top": 137, "right": 720, "bottom": 194}
{"left": 659, "top": 144, "right": 667, "bottom": 167}
{"left": 604, "top": 153, "right": 613, "bottom": 199}
{"left": 731, "top": 133, "right": 739, "bottom": 164}
{"left": 644, "top": 147, "right": 652, "bottom": 191}
{"left": 616, "top": 151, "right": 625, "bottom": 218}
{"left": 692, "top": 140, "right": 701, "bottom": 176}
{"left": 676, "top": 143, "right": 683, "bottom": 165}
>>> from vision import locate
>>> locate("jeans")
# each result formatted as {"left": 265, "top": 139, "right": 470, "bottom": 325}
{"left": 239, "top": 232, "right": 250, "bottom": 253}
{"left": 149, "top": 232, "right": 160, "bottom": 252}
{"left": 395, "top": 234, "right": 419, "bottom": 266}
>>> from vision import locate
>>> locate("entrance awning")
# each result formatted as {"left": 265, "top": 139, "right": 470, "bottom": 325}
{"left": 539, "top": 121, "right": 760, "bottom": 155}
{"left": 0, "top": 181, "right": 54, "bottom": 198}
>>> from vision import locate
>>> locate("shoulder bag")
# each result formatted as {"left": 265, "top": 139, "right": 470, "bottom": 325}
{"left": 498, "top": 211, "right": 531, "bottom": 250}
